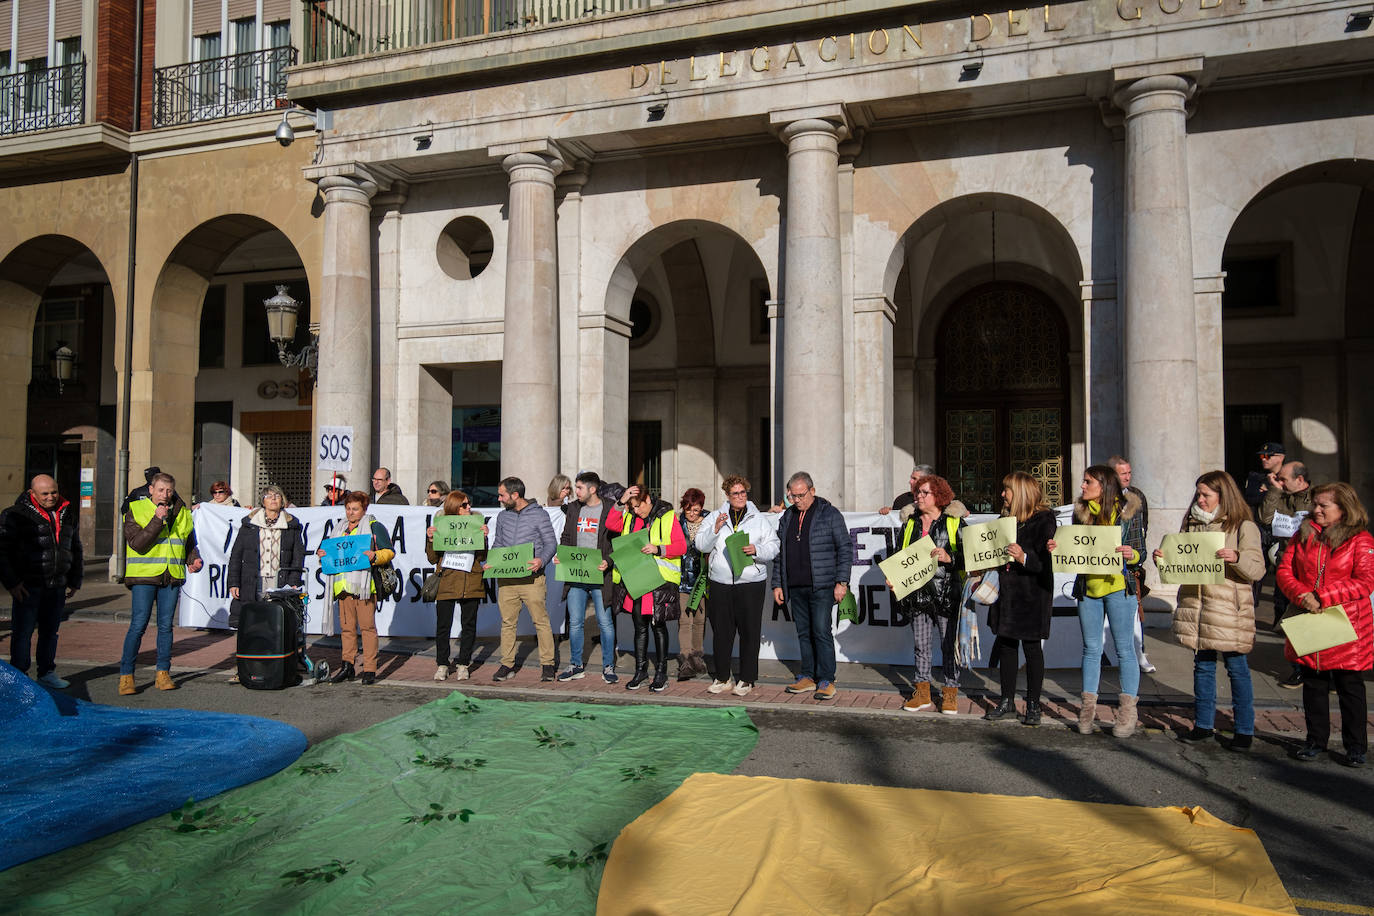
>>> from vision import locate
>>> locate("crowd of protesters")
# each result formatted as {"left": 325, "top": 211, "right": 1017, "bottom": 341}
{"left": 5, "top": 445, "right": 1370, "bottom": 767}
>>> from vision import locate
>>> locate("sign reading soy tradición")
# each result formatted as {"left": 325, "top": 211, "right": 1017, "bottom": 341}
{"left": 1050, "top": 525, "right": 1123, "bottom": 576}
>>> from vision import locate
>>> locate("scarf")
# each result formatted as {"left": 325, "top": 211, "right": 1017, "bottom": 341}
{"left": 1190, "top": 503, "right": 1218, "bottom": 525}
{"left": 253, "top": 508, "right": 290, "bottom": 590}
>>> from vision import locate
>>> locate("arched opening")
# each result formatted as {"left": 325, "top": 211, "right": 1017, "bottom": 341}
{"left": 1218, "top": 159, "right": 1374, "bottom": 504}
{"left": 148, "top": 216, "right": 313, "bottom": 506}
{"left": 885, "top": 194, "right": 1085, "bottom": 509}
{"left": 0, "top": 236, "right": 117, "bottom": 557}
{"left": 608, "top": 220, "right": 772, "bottom": 505}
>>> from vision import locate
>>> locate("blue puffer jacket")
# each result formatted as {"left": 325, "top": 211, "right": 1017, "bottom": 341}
{"left": 770, "top": 496, "right": 853, "bottom": 599}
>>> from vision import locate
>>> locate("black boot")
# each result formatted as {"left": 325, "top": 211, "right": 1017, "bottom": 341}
{"left": 983, "top": 696, "right": 1015, "bottom": 721}
{"left": 626, "top": 619, "right": 650, "bottom": 690}
{"left": 328, "top": 662, "right": 355, "bottom": 685}
{"left": 1020, "top": 700, "right": 1042, "bottom": 727}
{"left": 650, "top": 623, "right": 668, "bottom": 692}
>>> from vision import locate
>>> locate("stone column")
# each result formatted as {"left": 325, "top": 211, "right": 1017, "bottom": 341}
{"left": 496, "top": 147, "right": 564, "bottom": 491}
{"left": 313, "top": 168, "right": 377, "bottom": 492}
{"left": 775, "top": 114, "right": 847, "bottom": 504}
{"left": 1115, "top": 71, "right": 1200, "bottom": 539}
{"left": 852, "top": 295, "right": 895, "bottom": 511}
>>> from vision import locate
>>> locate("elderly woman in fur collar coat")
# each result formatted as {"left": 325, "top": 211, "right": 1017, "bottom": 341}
{"left": 1048, "top": 464, "right": 1146, "bottom": 738}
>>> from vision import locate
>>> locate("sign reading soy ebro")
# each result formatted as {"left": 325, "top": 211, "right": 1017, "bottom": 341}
{"left": 180, "top": 505, "right": 1091, "bottom": 667}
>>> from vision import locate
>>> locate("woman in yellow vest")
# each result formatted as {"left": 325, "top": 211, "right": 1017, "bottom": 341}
{"left": 317, "top": 491, "right": 395, "bottom": 685}
{"left": 606, "top": 485, "right": 686, "bottom": 692}
{"left": 119, "top": 472, "right": 202, "bottom": 695}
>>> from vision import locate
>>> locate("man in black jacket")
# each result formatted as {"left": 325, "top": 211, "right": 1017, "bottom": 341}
{"left": 0, "top": 475, "right": 83, "bottom": 688}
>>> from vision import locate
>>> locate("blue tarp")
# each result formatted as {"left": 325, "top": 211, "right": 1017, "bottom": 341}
{"left": 0, "top": 661, "right": 306, "bottom": 871}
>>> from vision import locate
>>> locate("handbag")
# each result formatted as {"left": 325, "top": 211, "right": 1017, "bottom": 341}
{"left": 421, "top": 571, "right": 442, "bottom": 603}
{"left": 372, "top": 562, "right": 400, "bottom": 598}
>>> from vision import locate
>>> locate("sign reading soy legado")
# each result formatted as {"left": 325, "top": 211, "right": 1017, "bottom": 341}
{"left": 962, "top": 516, "right": 1017, "bottom": 572}
{"left": 1156, "top": 531, "right": 1226, "bottom": 585}
{"left": 1050, "top": 525, "right": 1123, "bottom": 575}
{"left": 877, "top": 535, "right": 937, "bottom": 601}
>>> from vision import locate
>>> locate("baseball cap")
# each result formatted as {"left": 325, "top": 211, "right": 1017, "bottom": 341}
{"left": 325, "top": 475, "right": 348, "bottom": 489}
{"left": 1256, "top": 442, "right": 1285, "bottom": 456}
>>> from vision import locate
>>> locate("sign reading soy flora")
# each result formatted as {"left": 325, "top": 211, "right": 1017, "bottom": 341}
{"left": 1156, "top": 531, "right": 1226, "bottom": 585}
{"left": 962, "top": 516, "right": 1017, "bottom": 572}
{"left": 877, "top": 535, "right": 937, "bottom": 601}
{"left": 482, "top": 543, "right": 534, "bottom": 579}
{"left": 432, "top": 514, "right": 485, "bottom": 552}
{"left": 1050, "top": 525, "right": 1123, "bottom": 575}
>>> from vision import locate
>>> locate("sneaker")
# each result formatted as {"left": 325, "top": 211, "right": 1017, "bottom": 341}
{"left": 1279, "top": 668, "right": 1304, "bottom": 689}
{"left": 360, "top": 671, "right": 376, "bottom": 685}
{"left": 707, "top": 677, "right": 735, "bottom": 694}
{"left": 37, "top": 672, "right": 69, "bottom": 689}
{"left": 434, "top": 665, "right": 449, "bottom": 682}
{"left": 814, "top": 681, "right": 836, "bottom": 700}
{"left": 626, "top": 669, "right": 649, "bottom": 690}
{"left": 453, "top": 664, "right": 470, "bottom": 681}
{"left": 785, "top": 677, "right": 817, "bottom": 694}
{"left": 602, "top": 665, "right": 619, "bottom": 685}
{"left": 1293, "top": 742, "right": 1324, "bottom": 762}
{"left": 1343, "top": 750, "right": 1367, "bottom": 768}
{"left": 731, "top": 681, "right": 753, "bottom": 697}
{"left": 541, "top": 665, "right": 556, "bottom": 682}
{"left": 492, "top": 665, "right": 515, "bottom": 682}
{"left": 557, "top": 666, "right": 586, "bottom": 682}
{"left": 1179, "top": 726, "right": 1215, "bottom": 743}
{"left": 1138, "top": 654, "right": 1157, "bottom": 674}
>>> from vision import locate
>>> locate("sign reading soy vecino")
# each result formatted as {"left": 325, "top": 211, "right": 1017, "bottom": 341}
{"left": 627, "top": 0, "right": 1291, "bottom": 92}
{"left": 180, "top": 506, "right": 1092, "bottom": 667}
{"left": 877, "top": 535, "right": 937, "bottom": 602}
{"left": 1050, "top": 525, "right": 1124, "bottom": 576}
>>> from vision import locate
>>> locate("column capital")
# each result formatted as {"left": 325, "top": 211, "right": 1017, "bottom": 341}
{"left": 769, "top": 103, "right": 852, "bottom": 144}
{"left": 489, "top": 139, "right": 567, "bottom": 175}
{"left": 305, "top": 162, "right": 379, "bottom": 197}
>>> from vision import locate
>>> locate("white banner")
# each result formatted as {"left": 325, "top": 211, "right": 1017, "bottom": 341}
{"left": 181, "top": 505, "right": 1089, "bottom": 667}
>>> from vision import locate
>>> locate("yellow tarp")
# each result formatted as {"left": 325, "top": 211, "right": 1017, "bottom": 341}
{"left": 598, "top": 773, "right": 1297, "bottom": 915}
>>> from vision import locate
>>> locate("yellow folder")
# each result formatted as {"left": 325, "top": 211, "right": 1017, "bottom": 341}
{"left": 1281, "top": 605, "right": 1358, "bottom": 657}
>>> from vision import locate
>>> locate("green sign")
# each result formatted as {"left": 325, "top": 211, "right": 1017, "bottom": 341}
{"left": 611, "top": 529, "right": 666, "bottom": 599}
{"left": 555, "top": 545, "right": 603, "bottom": 585}
{"left": 878, "top": 535, "right": 937, "bottom": 601}
{"left": 1050, "top": 524, "right": 1123, "bottom": 576}
{"left": 725, "top": 530, "right": 752, "bottom": 578}
{"left": 432, "top": 514, "right": 485, "bottom": 552}
{"left": 482, "top": 543, "right": 534, "bottom": 579}
{"left": 1156, "top": 531, "right": 1226, "bottom": 586}
{"left": 962, "top": 516, "right": 1018, "bottom": 572}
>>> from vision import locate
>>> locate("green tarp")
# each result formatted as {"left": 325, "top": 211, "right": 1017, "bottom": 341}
{"left": 1, "top": 693, "right": 758, "bottom": 914}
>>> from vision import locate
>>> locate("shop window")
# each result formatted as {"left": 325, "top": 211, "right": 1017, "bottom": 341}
{"left": 453, "top": 406, "right": 501, "bottom": 506}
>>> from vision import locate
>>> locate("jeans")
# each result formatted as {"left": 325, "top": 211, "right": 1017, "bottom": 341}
{"left": 1193, "top": 650, "right": 1254, "bottom": 734}
{"left": 1077, "top": 589, "right": 1139, "bottom": 696}
{"left": 566, "top": 584, "right": 611, "bottom": 669}
{"left": 121, "top": 583, "right": 182, "bottom": 674}
{"left": 787, "top": 584, "right": 837, "bottom": 683}
{"left": 10, "top": 585, "right": 66, "bottom": 676}
{"left": 1192, "top": 648, "right": 1258, "bottom": 736}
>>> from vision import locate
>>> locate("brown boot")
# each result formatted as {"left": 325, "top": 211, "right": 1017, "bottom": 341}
{"left": 940, "top": 686, "right": 959, "bottom": 716}
{"left": 118, "top": 675, "right": 136, "bottom": 696}
{"left": 155, "top": 670, "right": 178, "bottom": 691}
{"left": 1113, "top": 694, "right": 1138, "bottom": 738}
{"left": 903, "top": 682, "right": 934, "bottom": 712}
{"left": 1078, "top": 693, "right": 1098, "bottom": 734}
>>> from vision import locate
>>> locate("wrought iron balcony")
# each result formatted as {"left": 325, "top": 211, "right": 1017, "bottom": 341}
{"left": 302, "top": 0, "right": 649, "bottom": 64}
{"left": 153, "top": 46, "right": 298, "bottom": 127}
{"left": 0, "top": 60, "right": 85, "bottom": 136}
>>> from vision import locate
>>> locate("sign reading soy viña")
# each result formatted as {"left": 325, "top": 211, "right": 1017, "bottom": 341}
{"left": 629, "top": 0, "right": 1282, "bottom": 90}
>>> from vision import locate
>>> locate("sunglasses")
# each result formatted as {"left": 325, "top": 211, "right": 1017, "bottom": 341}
{"left": 428, "top": 489, "right": 441, "bottom": 494}
{"left": 211, "top": 490, "right": 228, "bottom": 495}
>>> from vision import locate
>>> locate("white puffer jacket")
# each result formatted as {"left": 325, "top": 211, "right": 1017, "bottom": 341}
{"left": 695, "top": 501, "right": 780, "bottom": 585}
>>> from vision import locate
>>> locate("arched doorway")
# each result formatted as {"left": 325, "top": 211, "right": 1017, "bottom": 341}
{"left": 935, "top": 282, "right": 1069, "bottom": 513}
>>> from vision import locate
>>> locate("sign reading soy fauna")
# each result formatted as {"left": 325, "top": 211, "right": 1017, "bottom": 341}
{"left": 1050, "top": 525, "right": 1123, "bottom": 576}
{"left": 962, "top": 517, "right": 1017, "bottom": 572}
{"left": 483, "top": 543, "right": 534, "bottom": 579}
{"left": 877, "top": 536, "right": 937, "bottom": 601}
{"left": 1156, "top": 532, "right": 1227, "bottom": 585}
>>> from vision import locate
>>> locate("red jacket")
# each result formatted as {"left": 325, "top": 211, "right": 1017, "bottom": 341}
{"left": 1278, "top": 526, "right": 1374, "bottom": 671}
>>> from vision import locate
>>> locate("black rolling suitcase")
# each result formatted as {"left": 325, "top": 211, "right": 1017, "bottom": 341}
{"left": 236, "top": 598, "right": 302, "bottom": 690}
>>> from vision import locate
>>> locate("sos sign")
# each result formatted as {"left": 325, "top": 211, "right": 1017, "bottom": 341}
{"left": 318, "top": 425, "right": 353, "bottom": 472}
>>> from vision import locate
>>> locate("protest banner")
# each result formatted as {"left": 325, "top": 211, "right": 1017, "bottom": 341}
{"left": 555, "top": 545, "right": 603, "bottom": 585}
{"left": 1156, "top": 531, "right": 1227, "bottom": 586}
{"left": 962, "top": 516, "right": 1017, "bottom": 572}
{"left": 877, "top": 536, "right": 937, "bottom": 601}
{"left": 483, "top": 543, "right": 534, "bottom": 579}
{"left": 432, "top": 514, "right": 485, "bottom": 552}
{"left": 319, "top": 535, "right": 371, "bottom": 574}
{"left": 1270, "top": 511, "right": 1307, "bottom": 539}
{"left": 1050, "top": 525, "right": 1123, "bottom": 576}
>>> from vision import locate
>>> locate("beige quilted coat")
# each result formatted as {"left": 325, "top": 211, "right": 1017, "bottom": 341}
{"left": 1171, "top": 517, "right": 1266, "bottom": 653}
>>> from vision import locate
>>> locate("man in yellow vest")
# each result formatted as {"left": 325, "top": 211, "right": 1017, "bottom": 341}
{"left": 118, "top": 471, "right": 201, "bottom": 696}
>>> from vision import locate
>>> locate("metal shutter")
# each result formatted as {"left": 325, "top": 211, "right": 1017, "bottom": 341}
{"left": 253, "top": 431, "right": 311, "bottom": 508}
{"left": 191, "top": 0, "right": 221, "bottom": 37}
{"left": 0, "top": 1, "right": 12, "bottom": 54}
{"left": 53, "top": 0, "right": 80, "bottom": 40}
{"left": 227, "top": 0, "right": 254, "bottom": 22}
{"left": 17, "top": 0, "right": 47, "bottom": 61}
{"left": 262, "top": 0, "right": 288, "bottom": 24}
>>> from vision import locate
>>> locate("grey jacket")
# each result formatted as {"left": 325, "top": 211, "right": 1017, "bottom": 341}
{"left": 492, "top": 500, "right": 557, "bottom": 577}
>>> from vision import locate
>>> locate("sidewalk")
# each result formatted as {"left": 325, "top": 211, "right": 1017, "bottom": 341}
{"left": 5, "top": 562, "right": 1361, "bottom": 740}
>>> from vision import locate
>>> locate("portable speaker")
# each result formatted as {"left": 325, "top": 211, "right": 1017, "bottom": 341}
{"left": 236, "top": 600, "right": 301, "bottom": 690}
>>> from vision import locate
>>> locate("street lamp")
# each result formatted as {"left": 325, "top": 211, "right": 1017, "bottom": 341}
{"left": 50, "top": 341, "right": 74, "bottom": 394}
{"left": 262, "top": 285, "right": 318, "bottom": 376}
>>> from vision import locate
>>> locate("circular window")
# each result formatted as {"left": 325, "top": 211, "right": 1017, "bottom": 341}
{"left": 629, "top": 295, "right": 659, "bottom": 347}
{"left": 436, "top": 216, "right": 494, "bottom": 281}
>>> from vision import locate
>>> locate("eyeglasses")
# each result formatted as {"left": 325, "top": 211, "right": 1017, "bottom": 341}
{"left": 211, "top": 490, "right": 228, "bottom": 495}
{"left": 728, "top": 489, "right": 747, "bottom": 497}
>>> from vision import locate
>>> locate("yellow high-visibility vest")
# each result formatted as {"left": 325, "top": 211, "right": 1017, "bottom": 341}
{"left": 126, "top": 498, "right": 194, "bottom": 580}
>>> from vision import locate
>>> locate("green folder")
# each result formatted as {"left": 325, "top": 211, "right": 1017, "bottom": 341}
{"left": 725, "top": 530, "right": 752, "bottom": 577}
{"left": 1282, "top": 605, "right": 1358, "bottom": 657}
{"left": 611, "top": 528, "right": 666, "bottom": 599}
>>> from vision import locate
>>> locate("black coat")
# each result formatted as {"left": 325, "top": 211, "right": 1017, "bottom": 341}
{"left": 987, "top": 510, "right": 1056, "bottom": 641}
{"left": 227, "top": 511, "right": 306, "bottom": 622}
{"left": 0, "top": 494, "right": 83, "bottom": 591}
{"left": 895, "top": 512, "right": 966, "bottom": 619}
